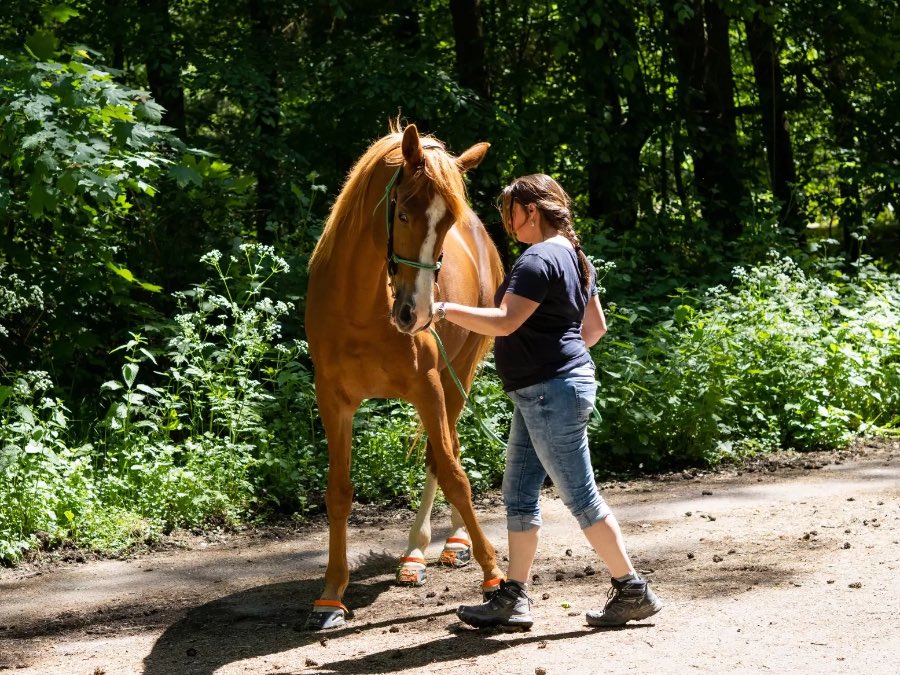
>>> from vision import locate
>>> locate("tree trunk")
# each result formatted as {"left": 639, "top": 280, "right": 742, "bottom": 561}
{"left": 137, "top": 0, "right": 186, "bottom": 136}
{"left": 665, "top": 0, "right": 747, "bottom": 241}
{"left": 745, "top": 2, "right": 804, "bottom": 238}
{"left": 105, "top": 0, "right": 125, "bottom": 70}
{"left": 248, "top": 0, "right": 282, "bottom": 244}
{"left": 821, "top": 41, "right": 862, "bottom": 263}
{"left": 579, "top": 0, "right": 652, "bottom": 234}
{"left": 449, "top": 0, "right": 508, "bottom": 265}
{"left": 395, "top": 0, "right": 421, "bottom": 50}
{"left": 449, "top": 0, "right": 490, "bottom": 100}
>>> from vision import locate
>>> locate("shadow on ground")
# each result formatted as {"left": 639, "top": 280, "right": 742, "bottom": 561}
{"left": 142, "top": 551, "right": 401, "bottom": 675}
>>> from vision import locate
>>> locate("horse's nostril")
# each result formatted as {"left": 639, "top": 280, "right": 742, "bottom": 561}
{"left": 399, "top": 304, "right": 415, "bottom": 326}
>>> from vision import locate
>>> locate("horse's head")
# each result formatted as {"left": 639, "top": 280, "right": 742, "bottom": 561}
{"left": 386, "top": 124, "right": 489, "bottom": 334}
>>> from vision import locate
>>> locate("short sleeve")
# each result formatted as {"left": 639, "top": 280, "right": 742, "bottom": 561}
{"left": 589, "top": 261, "right": 599, "bottom": 297}
{"left": 505, "top": 252, "right": 550, "bottom": 304}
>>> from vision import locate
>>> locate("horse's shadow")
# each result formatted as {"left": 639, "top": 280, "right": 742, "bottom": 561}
{"left": 143, "top": 551, "right": 399, "bottom": 675}
{"left": 142, "top": 548, "right": 654, "bottom": 674}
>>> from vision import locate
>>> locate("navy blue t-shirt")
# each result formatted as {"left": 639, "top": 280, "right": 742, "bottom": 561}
{"left": 494, "top": 241, "right": 598, "bottom": 392}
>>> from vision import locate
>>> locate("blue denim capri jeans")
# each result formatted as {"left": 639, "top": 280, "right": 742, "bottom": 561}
{"left": 503, "top": 364, "right": 611, "bottom": 532}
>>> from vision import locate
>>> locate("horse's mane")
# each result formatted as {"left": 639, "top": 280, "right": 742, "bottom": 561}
{"left": 309, "top": 123, "right": 471, "bottom": 272}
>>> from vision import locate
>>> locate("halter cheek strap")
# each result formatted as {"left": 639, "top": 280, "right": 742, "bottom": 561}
{"left": 375, "top": 165, "right": 443, "bottom": 279}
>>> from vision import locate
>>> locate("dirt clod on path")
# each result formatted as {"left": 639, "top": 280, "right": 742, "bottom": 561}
{"left": 2, "top": 440, "right": 899, "bottom": 674}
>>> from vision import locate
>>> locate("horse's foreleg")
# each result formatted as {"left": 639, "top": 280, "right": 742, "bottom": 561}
{"left": 415, "top": 379, "right": 502, "bottom": 588}
{"left": 436, "top": 411, "right": 472, "bottom": 567}
{"left": 439, "top": 347, "right": 481, "bottom": 566}
{"left": 307, "top": 387, "right": 356, "bottom": 629}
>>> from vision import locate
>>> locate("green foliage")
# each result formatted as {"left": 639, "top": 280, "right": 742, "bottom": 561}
{"left": 1, "top": 1, "right": 899, "bottom": 565}
{"left": 0, "top": 51, "right": 174, "bottom": 219}
{"left": 0, "top": 46, "right": 238, "bottom": 401}
{"left": 457, "top": 359, "right": 512, "bottom": 494}
{"left": 591, "top": 254, "right": 900, "bottom": 469}
{"left": 0, "top": 244, "right": 321, "bottom": 562}
{"left": 95, "top": 244, "right": 313, "bottom": 525}
{"left": 0, "top": 371, "right": 96, "bottom": 562}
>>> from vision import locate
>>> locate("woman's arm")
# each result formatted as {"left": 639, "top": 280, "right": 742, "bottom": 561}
{"left": 581, "top": 295, "right": 607, "bottom": 347}
{"left": 434, "top": 293, "right": 540, "bottom": 337}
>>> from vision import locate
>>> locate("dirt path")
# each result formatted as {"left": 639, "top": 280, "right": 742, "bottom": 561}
{"left": 2, "top": 441, "right": 899, "bottom": 674}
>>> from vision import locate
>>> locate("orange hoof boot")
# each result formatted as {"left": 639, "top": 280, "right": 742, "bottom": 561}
{"left": 438, "top": 537, "right": 472, "bottom": 568}
{"left": 481, "top": 576, "right": 505, "bottom": 602}
{"left": 305, "top": 599, "right": 353, "bottom": 631}
{"left": 396, "top": 556, "right": 427, "bottom": 586}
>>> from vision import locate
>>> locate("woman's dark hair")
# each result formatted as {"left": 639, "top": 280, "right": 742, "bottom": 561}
{"left": 499, "top": 174, "right": 591, "bottom": 292}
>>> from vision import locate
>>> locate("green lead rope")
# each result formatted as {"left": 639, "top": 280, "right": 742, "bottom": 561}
{"left": 430, "top": 327, "right": 506, "bottom": 449}
{"left": 375, "top": 166, "right": 497, "bottom": 447}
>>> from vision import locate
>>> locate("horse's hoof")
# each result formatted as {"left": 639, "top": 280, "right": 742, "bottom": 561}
{"left": 304, "top": 600, "right": 352, "bottom": 631}
{"left": 304, "top": 609, "right": 346, "bottom": 630}
{"left": 396, "top": 556, "right": 427, "bottom": 586}
{"left": 438, "top": 537, "right": 472, "bottom": 568}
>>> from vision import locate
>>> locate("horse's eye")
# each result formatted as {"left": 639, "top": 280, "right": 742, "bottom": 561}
{"left": 398, "top": 212, "right": 409, "bottom": 223}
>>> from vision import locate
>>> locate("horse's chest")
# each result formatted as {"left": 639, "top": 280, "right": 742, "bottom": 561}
{"left": 314, "top": 333, "right": 419, "bottom": 394}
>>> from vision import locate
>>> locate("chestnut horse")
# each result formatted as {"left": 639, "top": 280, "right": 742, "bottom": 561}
{"left": 304, "top": 123, "right": 505, "bottom": 629}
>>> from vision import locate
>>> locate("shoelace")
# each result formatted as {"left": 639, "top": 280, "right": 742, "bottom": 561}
{"left": 497, "top": 583, "right": 533, "bottom": 608}
{"left": 606, "top": 581, "right": 646, "bottom": 609}
{"left": 604, "top": 585, "right": 620, "bottom": 609}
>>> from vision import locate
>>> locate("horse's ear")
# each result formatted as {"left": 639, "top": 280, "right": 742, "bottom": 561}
{"left": 401, "top": 124, "right": 424, "bottom": 167}
{"left": 457, "top": 142, "right": 490, "bottom": 173}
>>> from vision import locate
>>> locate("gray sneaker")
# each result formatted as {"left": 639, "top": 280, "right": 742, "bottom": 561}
{"left": 457, "top": 580, "right": 533, "bottom": 629}
{"left": 586, "top": 577, "right": 663, "bottom": 627}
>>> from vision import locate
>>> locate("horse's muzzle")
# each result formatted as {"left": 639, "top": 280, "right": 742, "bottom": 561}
{"left": 390, "top": 294, "right": 419, "bottom": 333}
{"left": 391, "top": 288, "right": 435, "bottom": 334}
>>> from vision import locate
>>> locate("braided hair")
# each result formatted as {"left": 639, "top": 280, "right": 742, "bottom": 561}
{"left": 499, "top": 174, "right": 591, "bottom": 292}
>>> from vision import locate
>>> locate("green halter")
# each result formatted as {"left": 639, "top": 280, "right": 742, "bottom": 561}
{"left": 377, "top": 165, "right": 443, "bottom": 275}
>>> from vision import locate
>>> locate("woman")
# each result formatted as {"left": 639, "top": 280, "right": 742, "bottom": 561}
{"left": 432, "top": 174, "right": 662, "bottom": 629}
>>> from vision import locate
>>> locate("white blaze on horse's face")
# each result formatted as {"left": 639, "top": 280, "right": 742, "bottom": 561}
{"left": 389, "top": 189, "right": 449, "bottom": 335}
{"left": 408, "top": 194, "right": 446, "bottom": 332}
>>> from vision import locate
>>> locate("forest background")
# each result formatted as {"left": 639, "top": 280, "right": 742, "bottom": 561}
{"left": 1, "top": 0, "right": 898, "bottom": 564}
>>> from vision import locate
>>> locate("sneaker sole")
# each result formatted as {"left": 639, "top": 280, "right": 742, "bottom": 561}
{"left": 458, "top": 613, "right": 533, "bottom": 630}
{"left": 586, "top": 599, "right": 663, "bottom": 627}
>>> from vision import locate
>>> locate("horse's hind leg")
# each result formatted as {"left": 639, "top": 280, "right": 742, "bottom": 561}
{"left": 397, "top": 449, "right": 467, "bottom": 585}
{"left": 306, "top": 386, "right": 357, "bottom": 630}
{"left": 396, "top": 466, "right": 438, "bottom": 586}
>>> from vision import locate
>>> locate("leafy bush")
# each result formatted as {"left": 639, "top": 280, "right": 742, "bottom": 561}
{"left": 96, "top": 244, "right": 315, "bottom": 525}
{"left": 4, "top": 247, "right": 898, "bottom": 564}
{"left": 0, "top": 49, "right": 248, "bottom": 405}
{"left": 591, "top": 253, "right": 900, "bottom": 469}
{"left": 457, "top": 358, "right": 511, "bottom": 494}
{"left": 0, "top": 244, "right": 320, "bottom": 562}
{"left": 0, "top": 371, "right": 96, "bottom": 561}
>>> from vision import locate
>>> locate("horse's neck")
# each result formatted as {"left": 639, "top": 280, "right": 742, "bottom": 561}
{"left": 310, "top": 161, "right": 399, "bottom": 321}
{"left": 320, "top": 224, "right": 392, "bottom": 318}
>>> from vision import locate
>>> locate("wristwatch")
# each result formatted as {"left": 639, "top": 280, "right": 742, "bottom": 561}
{"left": 436, "top": 302, "right": 446, "bottom": 320}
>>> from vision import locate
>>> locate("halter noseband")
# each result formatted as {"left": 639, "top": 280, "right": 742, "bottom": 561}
{"left": 379, "top": 165, "right": 444, "bottom": 280}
